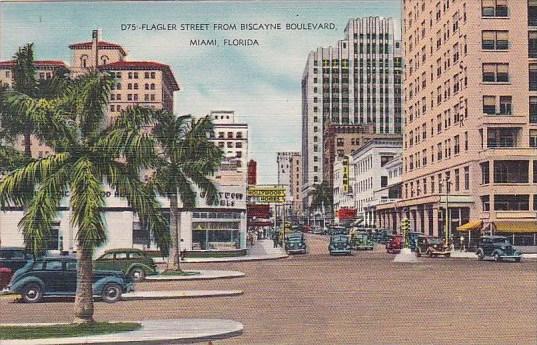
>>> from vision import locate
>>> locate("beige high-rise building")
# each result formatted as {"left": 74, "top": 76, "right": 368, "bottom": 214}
{"left": 277, "top": 152, "right": 303, "bottom": 215}
{"left": 376, "top": 0, "right": 537, "bottom": 247}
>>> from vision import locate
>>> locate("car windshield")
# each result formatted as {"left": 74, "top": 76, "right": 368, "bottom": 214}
{"left": 429, "top": 239, "right": 443, "bottom": 244}
{"left": 287, "top": 236, "right": 303, "bottom": 241}
{"left": 493, "top": 238, "right": 509, "bottom": 244}
{"left": 332, "top": 235, "right": 348, "bottom": 242}
{"left": 0, "top": 250, "right": 25, "bottom": 259}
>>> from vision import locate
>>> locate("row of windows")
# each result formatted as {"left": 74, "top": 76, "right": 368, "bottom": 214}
{"left": 405, "top": 132, "right": 468, "bottom": 173}
{"left": 480, "top": 160, "right": 537, "bottom": 185}
{"left": 111, "top": 82, "right": 157, "bottom": 91}
{"left": 213, "top": 131, "right": 244, "bottom": 139}
{"left": 481, "top": 194, "right": 537, "bottom": 212}
{"left": 216, "top": 141, "right": 243, "bottom": 149}
{"left": 406, "top": 99, "right": 468, "bottom": 147}
{"left": 110, "top": 93, "right": 157, "bottom": 101}
{"left": 404, "top": 166, "right": 470, "bottom": 199}
{"left": 108, "top": 71, "right": 157, "bottom": 79}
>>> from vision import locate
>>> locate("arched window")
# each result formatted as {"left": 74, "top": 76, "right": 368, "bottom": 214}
{"left": 80, "top": 55, "right": 88, "bottom": 68}
{"left": 100, "top": 55, "right": 109, "bottom": 65}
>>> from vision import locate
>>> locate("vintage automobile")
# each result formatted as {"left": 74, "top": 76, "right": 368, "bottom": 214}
{"left": 424, "top": 238, "right": 451, "bottom": 258}
{"left": 373, "top": 229, "right": 391, "bottom": 244}
{"left": 351, "top": 231, "right": 374, "bottom": 250}
{"left": 0, "top": 247, "right": 33, "bottom": 273}
{"left": 5, "top": 256, "right": 133, "bottom": 303}
{"left": 330, "top": 226, "right": 348, "bottom": 236}
{"left": 476, "top": 236, "right": 522, "bottom": 262}
{"left": 94, "top": 248, "right": 157, "bottom": 282}
{"left": 415, "top": 235, "right": 432, "bottom": 257}
{"left": 285, "top": 232, "right": 307, "bottom": 254}
{"left": 386, "top": 235, "right": 404, "bottom": 254}
{"left": 408, "top": 232, "right": 423, "bottom": 251}
{"left": 328, "top": 234, "right": 352, "bottom": 256}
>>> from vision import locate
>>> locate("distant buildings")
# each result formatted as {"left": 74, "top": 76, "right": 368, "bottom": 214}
{"left": 277, "top": 152, "right": 303, "bottom": 216}
{"left": 301, "top": 16, "right": 403, "bottom": 211}
{"left": 247, "top": 160, "right": 257, "bottom": 185}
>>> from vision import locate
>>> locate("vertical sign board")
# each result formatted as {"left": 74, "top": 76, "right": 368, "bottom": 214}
{"left": 342, "top": 156, "right": 349, "bottom": 193}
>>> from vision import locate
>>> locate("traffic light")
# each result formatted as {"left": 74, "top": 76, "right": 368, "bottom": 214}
{"left": 401, "top": 218, "right": 410, "bottom": 249}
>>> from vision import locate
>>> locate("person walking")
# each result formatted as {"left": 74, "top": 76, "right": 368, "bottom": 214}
{"left": 179, "top": 239, "right": 186, "bottom": 261}
{"left": 273, "top": 231, "right": 279, "bottom": 248}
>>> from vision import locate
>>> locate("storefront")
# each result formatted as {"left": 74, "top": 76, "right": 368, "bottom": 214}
{"left": 0, "top": 184, "right": 247, "bottom": 257}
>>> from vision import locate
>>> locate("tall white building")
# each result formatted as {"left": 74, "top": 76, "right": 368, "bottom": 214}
{"left": 209, "top": 110, "right": 248, "bottom": 176}
{"left": 351, "top": 138, "right": 402, "bottom": 225}
{"left": 277, "top": 152, "right": 303, "bottom": 214}
{"left": 301, "top": 16, "right": 403, "bottom": 210}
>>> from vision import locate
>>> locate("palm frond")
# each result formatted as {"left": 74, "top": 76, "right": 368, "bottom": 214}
{"left": 0, "top": 152, "right": 70, "bottom": 207}
{"left": 69, "top": 158, "right": 106, "bottom": 247}
{"left": 19, "top": 164, "right": 70, "bottom": 256}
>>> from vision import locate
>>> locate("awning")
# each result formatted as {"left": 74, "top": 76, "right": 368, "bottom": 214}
{"left": 494, "top": 221, "right": 537, "bottom": 233}
{"left": 456, "top": 220, "right": 482, "bottom": 232}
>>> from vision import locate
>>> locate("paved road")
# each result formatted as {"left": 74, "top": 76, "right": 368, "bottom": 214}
{"left": 1, "top": 234, "right": 536, "bottom": 345}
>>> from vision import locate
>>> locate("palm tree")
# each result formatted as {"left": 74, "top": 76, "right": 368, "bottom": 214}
{"left": 0, "top": 72, "right": 169, "bottom": 324}
{"left": 0, "top": 43, "right": 69, "bottom": 157}
{"left": 149, "top": 111, "right": 223, "bottom": 271}
{"left": 308, "top": 181, "right": 333, "bottom": 218}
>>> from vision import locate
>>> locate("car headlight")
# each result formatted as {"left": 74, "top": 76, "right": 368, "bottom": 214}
{"left": 500, "top": 246, "right": 506, "bottom": 250}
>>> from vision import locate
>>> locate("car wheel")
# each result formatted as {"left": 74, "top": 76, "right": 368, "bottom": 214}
{"left": 129, "top": 268, "right": 146, "bottom": 282}
{"left": 515, "top": 257, "right": 521, "bottom": 263}
{"left": 494, "top": 253, "right": 501, "bottom": 262}
{"left": 21, "top": 283, "right": 43, "bottom": 303}
{"left": 477, "top": 250, "right": 484, "bottom": 261}
{"left": 428, "top": 251, "right": 433, "bottom": 258}
{"left": 446, "top": 253, "right": 451, "bottom": 258}
{"left": 101, "top": 283, "right": 122, "bottom": 303}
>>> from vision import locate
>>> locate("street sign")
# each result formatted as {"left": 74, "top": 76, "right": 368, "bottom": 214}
{"left": 342, "top": 156, "right": 349, "bottom": 193}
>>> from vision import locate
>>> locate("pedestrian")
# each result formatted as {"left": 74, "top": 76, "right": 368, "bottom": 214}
{"left": 460, "top": 235, "right": 465, "bottom": 252}
{"left": 179, "top": 238, "right": 186, "bottom": 261}
{"left": 273, "top": 232, "right": 278, "bottom": 248}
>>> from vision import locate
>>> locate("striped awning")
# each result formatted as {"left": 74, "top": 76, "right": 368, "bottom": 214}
{"left": 456, "top": 220, "right": 483, "bottom": 232}
{"left": 494, "top": 221, "right": 537, "bottom": 233}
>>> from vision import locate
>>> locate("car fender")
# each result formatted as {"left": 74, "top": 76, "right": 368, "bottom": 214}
{"left": 10, "top": 276, "right": 44, "bottom": 293}
{"left": 126, "top": 263, "right": 155, "bottom": 275}
{"left": 491, "top": 249, "right": 504, "bottom": 257}
{"left": 93, "top": 276, "right": 124, "bottom": 294}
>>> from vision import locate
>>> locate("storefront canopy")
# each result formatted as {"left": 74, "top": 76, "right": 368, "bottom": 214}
{"left": 456, "top": 220, "right": 482, "bottom": 232}
{"left": 494, "top": 221, "right": 537, "bottom": 233}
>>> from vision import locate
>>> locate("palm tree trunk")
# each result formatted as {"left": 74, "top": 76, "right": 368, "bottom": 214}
{"left": 167, "top": 194, "right": 181, "bottom": 271}
{"left": 23, "top": 127, "right": 31, "bottom": 157}
{"left": 73, "top": 244, "right": 95, "bottom": 324}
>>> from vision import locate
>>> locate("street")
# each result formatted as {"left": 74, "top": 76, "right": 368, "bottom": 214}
{"left": 1, "top": 234, "right": 536, "bottom": 345}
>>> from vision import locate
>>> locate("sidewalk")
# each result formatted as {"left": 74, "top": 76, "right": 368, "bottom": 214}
{"left": 122, "top": 290, "right": 243, "bottom": 300}
{"left": 182, "top": 239, "right": 288, "bottom": 263}
{"left": 147, "top": 269, "right": 245, "bottom": 281}
{"left": 0, "top": 319, "right": 243, "bottom": 345}
{"left": 450, "top": 251, "right": 537, "bottom": 260}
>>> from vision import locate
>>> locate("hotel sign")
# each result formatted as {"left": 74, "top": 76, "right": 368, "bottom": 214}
{"left": 247, "top": 185, "right": 286, "bottom": 203}
{"left": 342, "top": 156, "right": 349, "bottom": 193}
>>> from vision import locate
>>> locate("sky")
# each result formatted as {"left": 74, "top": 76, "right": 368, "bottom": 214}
{"left": 0, "top": 0, "right": 401, "bottom": 183}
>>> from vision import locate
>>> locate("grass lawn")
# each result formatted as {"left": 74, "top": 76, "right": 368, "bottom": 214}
{"left": 159, "top": 270, "right": 201, "bottom": 276}
{"left": 0, "top": 322, "right": 141, "bottom": 340}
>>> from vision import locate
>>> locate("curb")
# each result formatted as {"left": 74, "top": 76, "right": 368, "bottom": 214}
{"left": 0, "top": 319, "right": 243, "bottom": 345}
{"left": 122, "top": 290, "right": 243, "bottom": 301}
{"left": 147, "top": 270, "right": 245, "bottom": 281}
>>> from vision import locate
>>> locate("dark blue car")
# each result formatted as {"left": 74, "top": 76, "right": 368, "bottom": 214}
{"left": 5, "top": 256, "right": 133, "bottom": 303}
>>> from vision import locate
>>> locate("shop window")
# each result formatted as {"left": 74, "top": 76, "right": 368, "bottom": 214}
{"left": 494, "top": 195, "right": 529, "bottom": 211}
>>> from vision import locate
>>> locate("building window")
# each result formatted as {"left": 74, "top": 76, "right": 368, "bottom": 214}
{"left": 494, "top": 195, "right": 529, "bottom": 211}
{"left": 487, "top": 128, "right": 518, "bottom": 148}
{"left": 530, "top": 64, "right": 537, "bottom": 91}
{"left": 454, "top": 169, "right": 460, "bottom": 191}
{"left": 454, "top": 135, "right": 460, "bottom": 155}
{"left": 530, "top": 130, "right": 537, "bottom": 148}
{"left": 482, "top": 63, "right": 509, "bottom": 83}
{"left": 529, "top": 0, "right": 537, "bottom": 26}
{"left": 494, "top": 160, "right": 529, "bottom": 183}
{"left": 499, "top": 96, "right": 512, "bottom": 115}
{"left": 464, "top": 166, "right": 470, "bottom": 190}
{"left": 529, "top": 32, "right": 537, "bottom": 58}
{"left": 481, "top": 162, "right": 490, "bottom": 184}
{"left": 482, "top": 0, "right": 508, "bottom": 17}
{"left": 482, "top": 31, "right": 509, "bottom": 50}
{"left": 481, "top": 195, "right": 490, "bottom": 211}
{"left": 236, "top": 142, "right": 242, "bottom": 148}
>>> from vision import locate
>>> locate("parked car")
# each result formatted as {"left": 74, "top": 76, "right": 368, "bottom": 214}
{"left": 330, "top": 226, "right": 348, "bottom": 236}
{"left": 351, "top": 231, "right": 374, "bottom": 250}
{"left": 373, "top": 229, "right": 391, "bottom": 244}
{"left": 5, "top": 256, "right": 133, "bottom": 303}
{"left": 328, "top": 234, "right": 352, "bottom": 256}
{"left": 0, "top": 247, "right": 33, "bottom": 272}
{"left": 408, "top": 232, "right": 423, "bottom": 251}
{"left": 285, "top": 232, "right": 307, "bottom": 254}
{"left": 94, "top": 248, "right": 157, "bottom": 282}
{"left": 476, "top": 236, "right": 522, "bottom": 262}
{"left": 386, "top": 235, "right": 404, "bottom": 254}
{"left": 424, "top": 238, "right": 451, "bottom": 258}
